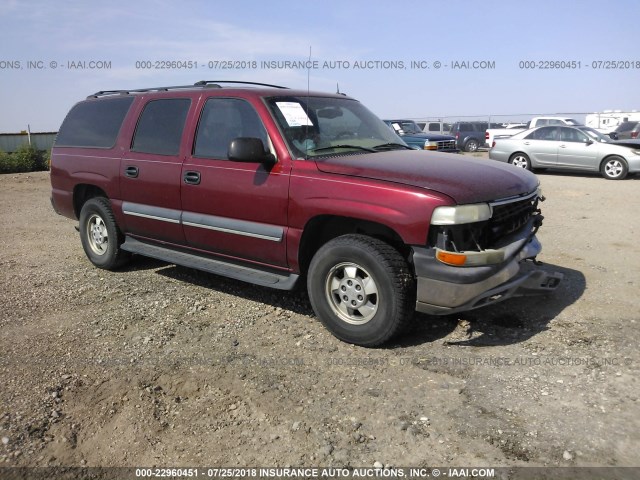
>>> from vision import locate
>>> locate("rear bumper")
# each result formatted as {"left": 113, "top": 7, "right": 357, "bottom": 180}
{"left": 412, "top": 230, "right": 562, "bottom": 316}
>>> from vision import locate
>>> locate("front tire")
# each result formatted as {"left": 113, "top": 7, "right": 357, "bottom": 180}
{"left": 79, "top": 197, "right": 130, "bottom": 270}
{"left": 509, "top": 152, "right": 531, "bottom": 170}
{"left": 601, "top": 156, "right": 628, "bottom": 180}
{"left": 307, "top": 235, "right": 414, "bottom": 347}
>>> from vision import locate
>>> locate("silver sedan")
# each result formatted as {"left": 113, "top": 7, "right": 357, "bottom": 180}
{"left": 489, "top": 125, "right": 640, "bottom": 180}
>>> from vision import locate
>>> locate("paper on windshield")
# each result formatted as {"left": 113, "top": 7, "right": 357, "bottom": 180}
{"left": 276, "top": 102, "right": 314, "bottom": 127}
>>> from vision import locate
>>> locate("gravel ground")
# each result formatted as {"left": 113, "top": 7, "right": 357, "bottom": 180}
{"left": 0, "top": 165, "right": 639, "bottom": 469}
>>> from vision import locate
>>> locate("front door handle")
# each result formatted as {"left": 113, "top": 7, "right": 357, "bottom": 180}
{"left": 184, "top": 171, "right": 201, "bottom": 185}
{"left": 124, "top": 166, "right": 139, "bottom": 178}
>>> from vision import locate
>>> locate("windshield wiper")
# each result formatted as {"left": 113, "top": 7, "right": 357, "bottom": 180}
{"left": 372, "top": 142, "right": 414, "bottom": 151}
{"left": 312, "top": 144, "right": 376, "bottom": 153}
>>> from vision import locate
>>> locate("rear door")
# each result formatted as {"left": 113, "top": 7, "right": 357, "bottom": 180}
{"left": 523, "top": 126, "right": 560, "bottom": 166}
{"left": 180, "top": 96, "right": 291, "bottom": 268}
{"left": 120, "top": 97, "right": 191, "bottom": 244}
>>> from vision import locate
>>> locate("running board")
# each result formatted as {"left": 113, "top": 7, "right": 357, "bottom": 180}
{"left": 121, "top": 236, "right": 299, "bottom": 290}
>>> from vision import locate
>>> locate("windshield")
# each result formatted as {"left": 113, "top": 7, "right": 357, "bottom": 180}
{"left": 266, "top": 96, "right": 404, "bottom": 158}
{"left": 389, "top": 121, "right": 422, "bottom": 134}
{"left": 582, "top": 127, "right": 611, "bottom": 142}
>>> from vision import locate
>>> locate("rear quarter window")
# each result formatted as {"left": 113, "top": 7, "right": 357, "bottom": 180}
{"left": 55, "top": 97, "right": 134, "bottom": 148}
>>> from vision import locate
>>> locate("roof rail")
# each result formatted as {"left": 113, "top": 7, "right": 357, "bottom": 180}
{"left": 87, "top": 84, "right": 200, "bottom": 99}
{"left": 194, "top": 80, "right": 289, "bottom": 89}
{"left": 87, "top": 80, "right": 289, "bottom": 98}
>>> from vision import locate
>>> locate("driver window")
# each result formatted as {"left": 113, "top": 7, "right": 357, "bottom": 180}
{"left": 560, "top": 127, "right": 588, "bottom": 143}
{"left": 194, "top": 98, "right": 269, "bottom": 159}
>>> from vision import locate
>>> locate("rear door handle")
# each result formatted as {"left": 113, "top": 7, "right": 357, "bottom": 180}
{"left": 183, "top": 171, "right": 201, "bottom": 185}
{"left": 124, "top": 166, "right": 139, "bottom": 178}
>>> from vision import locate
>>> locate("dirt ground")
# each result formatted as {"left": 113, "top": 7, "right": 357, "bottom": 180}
{"left": 1, "top": 164, "right": 639, "bottom": 470}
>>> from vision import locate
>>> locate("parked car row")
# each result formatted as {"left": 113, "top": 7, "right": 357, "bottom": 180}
{"left": 383, "top": 120, "right": 458, "bottom": 152}
{"left": 407, "top": 118, "right": 582, "bottom": 153}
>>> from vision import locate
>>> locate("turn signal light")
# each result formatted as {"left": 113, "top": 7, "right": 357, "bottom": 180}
{"left": 436, "top": 250, "right": 467, "bottom": 266}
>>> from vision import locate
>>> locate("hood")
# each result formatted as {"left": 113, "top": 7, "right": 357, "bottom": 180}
{"left": 315, "top": 150, "right": 539, "bottom": 204}
{"left": 611, "top": 139, "right": 640, "bottom": 148}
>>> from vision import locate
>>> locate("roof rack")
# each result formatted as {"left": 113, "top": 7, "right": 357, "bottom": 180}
{"left": 88, "top": 80, "right": 288, "bottom": 98}
{"left": 194, "top": 80, "right": 288, "bottom": 89}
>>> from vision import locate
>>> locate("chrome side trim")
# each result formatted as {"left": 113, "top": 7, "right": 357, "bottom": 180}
{"left": 122, "top": 202, "right": 284, "bottom": 242}
{"left": 122, "top": 202, "right": 181, "bottom": 224}
{"left": 181, "top": 212, "right": 283, "bottom": 242}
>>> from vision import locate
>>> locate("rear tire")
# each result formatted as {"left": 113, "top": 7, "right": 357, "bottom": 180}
{"left": 601, "top": 156, "right": 628, "bottom": 180}
{"left": 307, "top": 234, "right": 414, "bottom": 347}
{"left": 79, "top": 197, "right": 130, "bottom": 270}
{"left": 465, "top": 139, "right": 479, "bottom": 152}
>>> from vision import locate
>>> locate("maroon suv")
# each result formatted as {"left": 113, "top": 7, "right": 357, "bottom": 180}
{"left": 50, "top": 80, "right": 561, "bottom": 346}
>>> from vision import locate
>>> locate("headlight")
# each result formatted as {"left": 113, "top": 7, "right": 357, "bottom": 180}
{"left": 424, "top": 140, "right": 438, "bottom": 150}
{"left": 431, "top": 203, "right": 492, "bottom": 225}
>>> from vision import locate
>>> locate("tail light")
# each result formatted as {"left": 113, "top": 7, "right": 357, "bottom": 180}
{"left": 485, "top": 132, "right": 490, "bottom": 139}
{"left": 632, "top": 131, "right": 638, "bottom": 139}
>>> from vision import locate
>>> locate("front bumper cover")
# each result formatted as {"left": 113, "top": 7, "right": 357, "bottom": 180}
{"left": 412, "top": 220, "right": 562, "bottom": 315}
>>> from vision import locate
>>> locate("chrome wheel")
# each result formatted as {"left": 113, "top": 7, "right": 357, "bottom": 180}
{"left": 604, "top": 159, "right": 624, "bottom": 178}
{"left": 465, "top": 140, "right": 479, "bottom": 152}
{"left": 86, "top": 213, "right": 109, "bottom": 256}
{"left": 510, "top": 153, "right": 531, "bottom": 170}
{"left": 325, "top": 262, "right": 379, "bottom": 325}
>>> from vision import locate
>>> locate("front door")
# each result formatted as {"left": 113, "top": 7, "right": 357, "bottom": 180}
{"left": 557, "top": 127, "right": 600, "bottom": 171}
{"left": 181, "top": 97, "right": 290, "bottom": 268}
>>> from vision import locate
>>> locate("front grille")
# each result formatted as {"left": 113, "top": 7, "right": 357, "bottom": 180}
{"left": 489, "top": 195, "right": 538, "bottom": 242}
{"left": 437, "top": 140, "right": 457, "bottom": 151}
{"left": 429, "top": 192, "right": 540, "bottom": 252}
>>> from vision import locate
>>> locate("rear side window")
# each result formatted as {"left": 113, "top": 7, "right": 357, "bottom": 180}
{"left": 616, "top": 121, "right": 638, "bottom": 132}
{"left": 132, "top": 98, "right": 191, "bottom": 155}
{"left": 55, "top": 97, "right": 134, "bottom": 148}
{"left": 526, "top": 126, "right": 559, "bottom": 140}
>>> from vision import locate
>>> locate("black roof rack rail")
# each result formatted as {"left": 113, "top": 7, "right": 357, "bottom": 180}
{"left": 194, "top": 80, "right": 289, "bottom": 89}
{"left": 87, "top": 84, "right": 200, "bottom": 99}
{"left": 87, "top": 80, "right": 289, "bottom": 99}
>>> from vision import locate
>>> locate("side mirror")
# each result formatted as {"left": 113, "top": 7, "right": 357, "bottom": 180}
{"left": 584, "top": 139, "right": 594, "bottom": 146}
{"left": 228, "top": 138, "right": 276, "bottom": 165}
{"left": 609, "top": 132, "right": 619, "bottom": 140}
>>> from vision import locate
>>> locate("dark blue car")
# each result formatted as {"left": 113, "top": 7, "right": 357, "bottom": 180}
{"left": 383, "top": 120, "right": 459, "bottom": 153}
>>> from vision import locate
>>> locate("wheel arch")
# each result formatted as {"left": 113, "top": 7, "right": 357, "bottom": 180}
{"left": 73, "top": 184, "right": 109, "bottom": 218}
{"left": 298, "top": 215, "right": 409, "bottom": 275}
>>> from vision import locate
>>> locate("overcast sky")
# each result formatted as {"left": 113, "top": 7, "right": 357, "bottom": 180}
{"left": 0, "top": 0, "right": 638, "bottom": 132}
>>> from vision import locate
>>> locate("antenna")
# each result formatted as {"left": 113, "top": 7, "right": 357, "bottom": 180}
{"left": 336, "top": 83, "right": 340, "bottom": 94}
{"left": 305, "top": 46, "right": 311, "bottom": 158}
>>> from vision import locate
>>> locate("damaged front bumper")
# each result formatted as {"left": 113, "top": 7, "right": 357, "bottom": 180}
{"left": 412, "top": 218, "right": 563, "bottom": 316}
